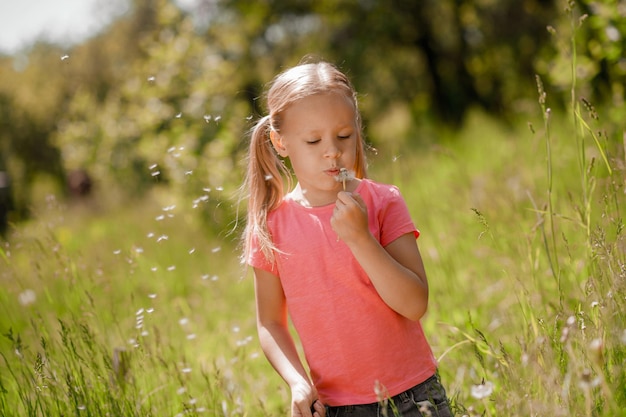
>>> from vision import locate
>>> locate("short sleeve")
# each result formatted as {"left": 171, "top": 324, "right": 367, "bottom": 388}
{"left": 247, "top": 231, "right": 278, "bottom": 274}
{"left": 378, "top": 185, "right": 419, "bottom": 247}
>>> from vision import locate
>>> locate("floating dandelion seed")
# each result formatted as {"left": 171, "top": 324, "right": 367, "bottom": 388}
{"left": 61, "top": 54, "right": 69, "bottom": 61}
{"left": 189, "top": 248, "right": 196, "bottom": 254}
{"left": 151, "top": 171, "right": 161, "bottom": 177}
{"left": 113, "top": 249, "right": 121, "bottom": 255}
{"left": 147, "top": 76, "right": 155, "bottom": 82}
{"left": 155, "top": 215, "right": 165, "bottom": 221}
{"left": 179, "top": 318, "right": 189, "bottom": 326}
{"left": 147, "top": 232, "right": 155, "bottom": 238}
{"left": 148, "top": 293, "right": 157, "bottom": 299}
{"left": 167, "top": 265, "right": 176, "bottom": 271}
{"left": 141, "top": 330, "right": 149, "bottom": 337}
{"left": 187, "top": 334, "right": 197, "bottom": 340}
{"left": 185, "top": 170, "right": 193, "bottom": 176}
{"left": 149, "top": 163, "right": 158, "bottom": 170}
{"left": 175, "top": 112, "right": 182, "bottom": 118}
{"left": 18, "top": 289, "right": 36, "bottom": 306}
{"left": 156, "top": 235, "right": 169, "bottom": 242}
{"left": 147, "top": 308, "right": 154, "bottom": 313}
{"left": 181, "top": 367, "right": 192, "bottom": 374}
{"left": 264, "top": 174, "right": 273, "bottom": 181}
{"left": 177, "top": 387, "right": 187, "bottom": 395}
{"left": 336, "top": 168, "right": 354, "bottom": 191}
{"left": 214, "top": 115, "right": 221, "bottom": 122}
{"left": 211, "top": 246, "right": 221, "bottom": 253}
{"left": 203, "top": 114, "right": 212, "bottom": 123}
{"left": 150, "top": 266, "right": 158, "bottom": 272}
{"left": 471, "top": 381, "right": 494, "bottom": 399}
{"left": 201, "top": 274, "right": 209, "bottom": 280}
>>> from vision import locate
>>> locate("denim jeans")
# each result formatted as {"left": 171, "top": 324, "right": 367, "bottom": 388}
{"left": 325, "top": 374, "right": 452, "bottom": 417}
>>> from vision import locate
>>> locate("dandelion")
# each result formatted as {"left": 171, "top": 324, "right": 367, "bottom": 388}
{"left": 336, "top": 168, "right": 354, "bottom": 191}
{"left": 18, "top": 289, "right": 36, "bottom": 306}
{"left": 470, "top": 380, "right": 494, "bottom": 399}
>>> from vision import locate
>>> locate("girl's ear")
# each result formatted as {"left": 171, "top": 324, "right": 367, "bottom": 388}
{"left": 270, "top": 130, "right": 288, "bottom": 157}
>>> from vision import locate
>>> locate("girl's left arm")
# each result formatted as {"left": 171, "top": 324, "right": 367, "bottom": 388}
{"left": 331, "top": 192, "right": 429, "bottom": 321}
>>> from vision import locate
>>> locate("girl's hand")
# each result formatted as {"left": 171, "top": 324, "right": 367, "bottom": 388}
{"left": 330, "top": 191, "right": 369, "bottom": 244}
{"left": 290, "top": 383, "right": 325, "bottom": 417}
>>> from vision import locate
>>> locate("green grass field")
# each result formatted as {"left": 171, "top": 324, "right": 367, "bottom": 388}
{"left": 1, "top": 102, "right": 625, "bottom": 416}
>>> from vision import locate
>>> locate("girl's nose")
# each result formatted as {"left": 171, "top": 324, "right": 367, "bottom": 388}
{"left": 324, "top": 141, "right": 342, "bottom": 159}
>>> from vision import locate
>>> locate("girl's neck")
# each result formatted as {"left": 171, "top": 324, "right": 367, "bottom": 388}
{"left": 288, "top": 179, "right": 361, "bottom": 208}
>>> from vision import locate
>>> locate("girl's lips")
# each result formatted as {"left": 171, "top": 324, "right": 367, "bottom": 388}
{"left": 326, "top": 168, "right": 341, "bottom": 176}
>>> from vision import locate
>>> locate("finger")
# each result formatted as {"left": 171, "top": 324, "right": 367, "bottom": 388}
{"left": 351, "top": 192, "right": 366, "bottom": 208}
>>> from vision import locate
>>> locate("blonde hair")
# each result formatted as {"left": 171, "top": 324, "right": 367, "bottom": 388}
{"left": 243, "top": 60, "right": 368, "bottom": 263}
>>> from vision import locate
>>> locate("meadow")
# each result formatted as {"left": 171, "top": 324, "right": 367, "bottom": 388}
{"left": 1, "top": 91, "right": 625, "bottom": 415}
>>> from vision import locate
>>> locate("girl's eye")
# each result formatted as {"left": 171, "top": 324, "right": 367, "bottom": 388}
{"left": 306, "top": 139, "right": 321, "bottom": 144}
{"left": 338, "top": 133, "right": 352, "bottom": 140}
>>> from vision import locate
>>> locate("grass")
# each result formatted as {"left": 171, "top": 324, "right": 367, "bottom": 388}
{"left": 1, "top": 98, "right": 624, "bottom": 416}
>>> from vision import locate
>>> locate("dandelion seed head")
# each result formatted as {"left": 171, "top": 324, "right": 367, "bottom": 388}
{"left": 470, "top": 381, "right": 494, "bottom": 399}
{"left": 18, "top": 289, "right": 36, "bottom": 306}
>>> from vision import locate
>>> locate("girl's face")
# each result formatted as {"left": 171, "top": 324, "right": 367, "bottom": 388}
{"left": 272, "top": 92, "right": 359, "bottom": 207}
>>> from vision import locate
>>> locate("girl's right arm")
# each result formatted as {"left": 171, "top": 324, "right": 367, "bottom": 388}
{"left": 253, "top": 267, "right": 324, "bottom": 417}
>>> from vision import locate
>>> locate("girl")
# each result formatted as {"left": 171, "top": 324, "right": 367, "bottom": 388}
{"left": 244, "top": 60, "right": 452, "bottom": 417}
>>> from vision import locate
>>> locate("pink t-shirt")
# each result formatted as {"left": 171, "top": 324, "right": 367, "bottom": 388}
{"left": 248, "top": 179, "right": 437, "bottom": 406}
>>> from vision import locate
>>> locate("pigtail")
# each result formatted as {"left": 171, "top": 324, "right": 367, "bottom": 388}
{"left": 243, "top": 115, "right": 291, "bottom": 264}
